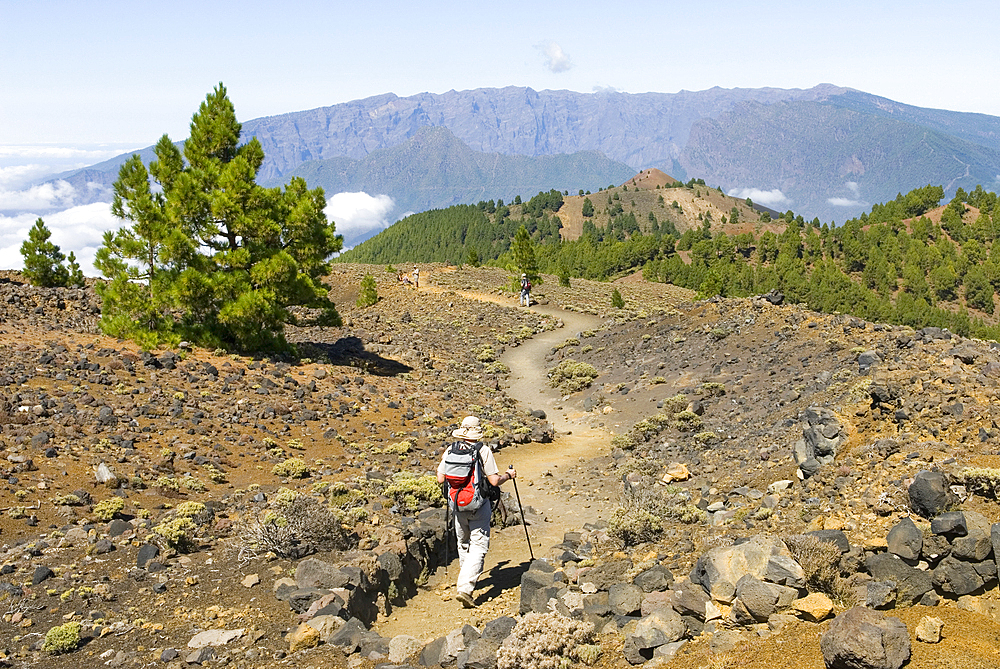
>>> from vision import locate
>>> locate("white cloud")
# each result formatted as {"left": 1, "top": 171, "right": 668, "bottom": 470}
{"left": 827, "top": 197, "right": 864, "bottom": 207}
{"left": 827, "top": 182, "right": 865, "bottom": 207}
{"left": 0, "top": 179, "right": 79, "bottom": 211}
{"left": 536, "top": 41, "right": 573, "bottom": 74}
{"left": 0, "top": 202, "right": 123, "bottom": 277}
{"left": 325, "top": 192, "right": 395, "bottom": 244}
{"left": 728, "top": 187, "right": 791, "bottom": 209}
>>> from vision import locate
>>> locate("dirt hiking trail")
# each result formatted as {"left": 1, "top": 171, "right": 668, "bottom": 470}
{"left": 373, "top": 295, "right": 613, "bottom": 640}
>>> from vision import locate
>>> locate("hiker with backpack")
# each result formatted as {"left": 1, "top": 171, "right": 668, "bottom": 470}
{"left": 437, "top": 415, "right": 517, "bottom": 608}
{"left": 519, "top": 273, "right": 531, "bottom": 307}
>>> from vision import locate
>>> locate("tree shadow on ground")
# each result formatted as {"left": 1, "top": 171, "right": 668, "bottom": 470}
{"left": 301, "top": 336, "right": 413, "bottom": 377}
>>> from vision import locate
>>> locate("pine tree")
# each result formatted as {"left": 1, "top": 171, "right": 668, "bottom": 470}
{"left": 66, "top": 252, "right": 84, "bottom": 287}
{"left": 511, "top": 224, "right": 539, "bottom": 283}
{"left": 20, "top": 218, "right": 69, "bottom": 287}
{"left": 356, "top": 274, "right": 379, "bottom": 307}
{"left": 96, "top": 83, "right": 342, "bottom": 351}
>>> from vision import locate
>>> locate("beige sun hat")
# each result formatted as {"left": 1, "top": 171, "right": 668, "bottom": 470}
{"left": 452, "top": 416, "right": 484, "bottom": 440}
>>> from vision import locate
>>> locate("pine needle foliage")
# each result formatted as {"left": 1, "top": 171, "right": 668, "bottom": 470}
{"left": 95, "top": 83, "right": 342, "bottom": 352}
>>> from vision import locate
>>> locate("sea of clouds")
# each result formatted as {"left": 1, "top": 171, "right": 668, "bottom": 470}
{"left": 0, "top": 145, "right": 397, "bottom": 276}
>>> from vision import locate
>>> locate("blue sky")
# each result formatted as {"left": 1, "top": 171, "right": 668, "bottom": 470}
{"left": 1, "top": 0, "right": 999, "bottom": 273}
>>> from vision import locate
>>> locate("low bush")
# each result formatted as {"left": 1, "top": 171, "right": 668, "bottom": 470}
{"left": 383, "top": 472, "right": 444, "bottom": 513}
{"left": 154, "top": 517, "right": 197, "bottom": 552}
{"left": 230, "top": 491, "right": 350, "bottom": 561}
{"left": 272, "top": 457, "right": 309, "bottom": 479}
{"left": 548, "top": 359, "right": 599, "bottom": 394}
{"left": 92, "top": 497, "right": 125, "bottom": 521}
{"left": 43, "top": 621, "right": 82, "bottom": 654}
{"left": 609, "top": 506, "right": 663, "bottom": 546}
{"left": 497, "top": 612, "right": 597, "bottom": 669}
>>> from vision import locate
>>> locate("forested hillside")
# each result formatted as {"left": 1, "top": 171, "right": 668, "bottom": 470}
{"left": 340, "top": 181, "right": 1000, "bottom": 340}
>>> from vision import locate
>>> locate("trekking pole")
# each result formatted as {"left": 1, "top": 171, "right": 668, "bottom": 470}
{"left": 443, "top": 495, "right": 450, "bottom": 575}
{"left": 509, "top": 465, "right": 535, "bottom": 561}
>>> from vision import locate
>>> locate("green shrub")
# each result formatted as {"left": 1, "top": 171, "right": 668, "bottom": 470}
{"left": 700, "top": 382, "right": 726, "bottom": 396}
{"left": 272, "top": 457, "right": 309, "bottom": 479}
{"left": 672, "top": 410, "right": 703, "bottom": 431}
{"left": 43, "top": 621, "right": 81, "bottom": 654}
{"left": 51, "top": 494, "right": 83, "bottom": 507}
{"left": 384, "top": 472, "right": 444, "bottom": 513}
{"left": 548, "top": 359, "right": 599, "bottom": 393}
{"left": 693, "top": 431, "right": 718, "bottom": 444}
{"left": 611, "top": 288, "right": 625, "bottom": 309}
{"left": 92, "top": 497, "right": 125, "bottom": 521}
{"left": 154, "top": 517, "right": 197, "bottom": 552}
{"left": 175, "top": 501, "right": 207, "bottom": 518}
{"left": 608, "top": 507, "right": 662, "bottom": 546}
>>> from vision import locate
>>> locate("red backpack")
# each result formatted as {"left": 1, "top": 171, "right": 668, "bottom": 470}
{"left": 442, "top": 441, "right": 487, "bottom": 512}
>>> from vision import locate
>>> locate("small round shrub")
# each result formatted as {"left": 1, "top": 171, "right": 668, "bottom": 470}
{"left": 548, "top": 359, "right": 599, "bottom": 394}
{"left": 497, "top": 612, "right": 596, "bottom": 669}
{"left": 272, "top": 457, "right": 309, "bottom": 479}
{"left": 608, "top": 506, "right": 663, "bottom": 546}
{"left": 383, "top": 472, "right": 444, "bottom": 512}
{"left": 154, "top": 516, "right": 197, "bottom": 552}
{"left": 43, "top": 621, "right": 81, "bottom": 654}
{"left": 92, "top": 497, "right": 125, "bottom": 521}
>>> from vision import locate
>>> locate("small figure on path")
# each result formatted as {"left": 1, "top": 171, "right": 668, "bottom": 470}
{"left": 519, "top": 273, "right": 531, "bottom": 307}
{"left": 412, "top": 266, "right": 419, "bottom": 288}
{"left": 437, "top": 416, "right": 517, "bottom": 608}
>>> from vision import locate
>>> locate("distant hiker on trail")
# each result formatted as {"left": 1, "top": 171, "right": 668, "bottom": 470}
{"left": 519, "top": 273, "right": 531, "bottom": 307}
{"left": 412, "top": 266, "right": 419, "bottom": 288}
{"left": 437, "top": 415, "right": 517, "bottom": 608}
{"left": 398, "top": 271, "right": 412, "bottom": 286}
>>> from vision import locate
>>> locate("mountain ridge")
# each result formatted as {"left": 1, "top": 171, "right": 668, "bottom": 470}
{"left": 44, "top": 84, "right": 1000, "bottom": 236}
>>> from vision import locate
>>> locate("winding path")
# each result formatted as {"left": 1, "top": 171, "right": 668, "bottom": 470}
{"left": 373, "top": 300, "right": 613, "bottom": 639}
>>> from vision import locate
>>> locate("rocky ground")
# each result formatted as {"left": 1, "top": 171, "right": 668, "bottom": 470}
{"left": 2, "top": 265, "right": 1000, "bottom": 668}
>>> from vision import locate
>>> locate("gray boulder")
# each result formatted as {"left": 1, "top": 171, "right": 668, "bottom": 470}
{"left": 327, "top": 617, "right": 368, "bottom": 654}
{"left": 295, "top": 558, "right": 351, "bottom": 590}
{"left": 458, "top": 638, "right": 499, "bottom": 669}
{"left": 866, "top": 581, "right": 897, "bottom": 610}
{"left": 932, "top": 556, "right": 984, "bottom": 596}
{"left": 623, "top": 609, "right": 685, "bottom": 665}
{"left": 793, "top": 407, "right": 845, "bottom": 477}
{"left": 668, "top": 582, "right": 709, "bottom": 620}
{"left": 992, "top": 523, "right": 1000, "bottom": 573}
{"left": 908, "top": 471, "right": 954, "bottom": 518}
{"left": 480, "top": 616, "right": 516, "bottom": 645}
{"left": 820, "top": 607, "right": 910, "bottom": 669}
{"left": 609, "top": 583, "right": 643, "bottom": 616}
{"left": 690, "top": 535, "right": 790, "bottom": 602}
{"left": 634, "top": 565, "right": 674, "bottom": 592}
{"left": 886, "top": 517, "right": 922, "bottom": 561}
{"left": 733, "top": 575, "right": 797, "bottom": 623}
{"left": 519, "top": 568, "right": 563, "bottom": 614}
{"left": 806, "top": 529, "right": 851, "bottom": 553}
{"left": 930, "top": 511, "right": 967, "bottom": 537}
{"left": 764, "top": 554, "right": 806, "bottom": 587}
{"left": 950, "top": 511, "right": 993, "bottom": 562}
{"left": 864, "top": 553, "right": 933, "bottom": 605}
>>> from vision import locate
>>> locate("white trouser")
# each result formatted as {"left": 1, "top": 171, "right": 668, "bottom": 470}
{"left": 454, "top": 502, "right": 491, "bottom": 595}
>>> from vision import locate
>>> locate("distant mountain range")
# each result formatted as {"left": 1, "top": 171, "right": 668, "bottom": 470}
{"left": 52, "top": 84, "right": 1000, "bottom": 239}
